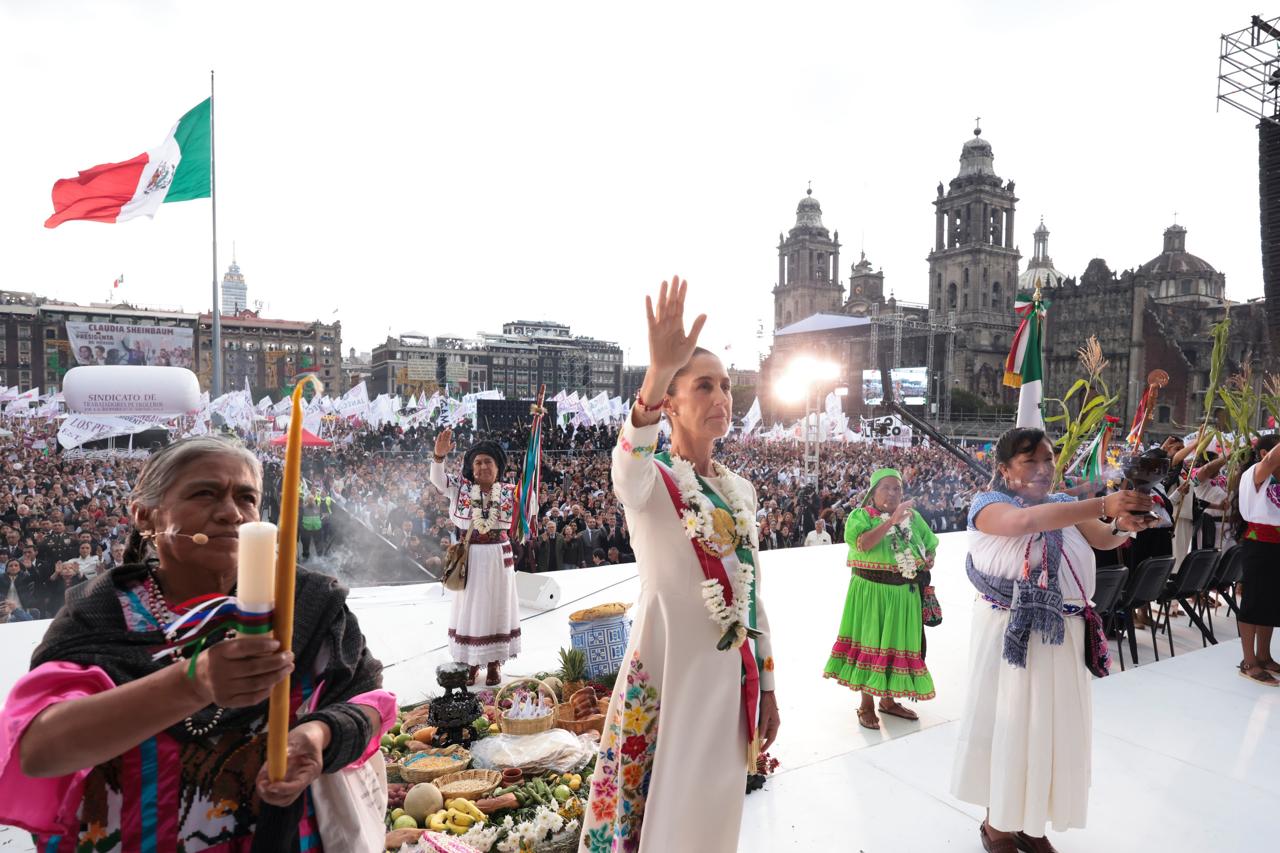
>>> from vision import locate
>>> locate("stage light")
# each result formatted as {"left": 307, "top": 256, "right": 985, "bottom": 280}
{"left": 775, "top": 376, "right": 807, "bottom": 403}
{"left": 834, "top": 385, "right": 849, "bottom": 397}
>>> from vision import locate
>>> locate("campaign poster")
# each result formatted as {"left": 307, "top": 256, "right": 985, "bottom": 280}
{"left": 66, "top": 323, "right": 194, "bottom": 369}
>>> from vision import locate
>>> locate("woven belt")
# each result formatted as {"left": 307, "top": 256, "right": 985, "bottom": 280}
{"left": 980, "top": 593, "right": 1083, "bottom": 616}
{"left": 464, "top": 530, "right": 510, "bottom": 546}
{"left": 853, "top": 567, "right": 916, "bottom": 586}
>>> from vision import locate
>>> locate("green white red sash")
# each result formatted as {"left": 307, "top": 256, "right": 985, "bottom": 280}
{"left": 653, "top": 456, "right": 762, "bottom": 768}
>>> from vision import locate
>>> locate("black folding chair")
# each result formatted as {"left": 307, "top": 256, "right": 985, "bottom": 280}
{"left": 1155, "top": 549, "right": 1219, "bottom": 655}
{"left": 1115, "top": 556, "right": 1176, "bottom": 666}
{"left": 1211, "top": 543, "right": 1247, "bottom": 618}
{"left": 1091, "top": 564, "right": 1129, "bottom": 670}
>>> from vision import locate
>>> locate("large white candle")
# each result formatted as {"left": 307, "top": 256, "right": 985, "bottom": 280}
{"left": 237, "top": 521, "right": 278, "bottom": 612}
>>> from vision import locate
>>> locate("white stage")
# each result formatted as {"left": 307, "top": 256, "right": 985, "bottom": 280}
{"left": 2, "top": 533, "right": 1278, "bottom": 852}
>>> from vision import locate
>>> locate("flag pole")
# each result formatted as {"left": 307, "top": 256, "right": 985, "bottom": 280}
{"left": 210, "top": 69, "right": 223, "bottom": 398}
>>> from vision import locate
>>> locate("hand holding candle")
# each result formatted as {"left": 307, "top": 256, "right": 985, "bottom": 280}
{"left": 267, "top": 375, "right": 321, "bottom": 782}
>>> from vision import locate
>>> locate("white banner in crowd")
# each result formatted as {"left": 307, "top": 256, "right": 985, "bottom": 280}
{"left": 66, "top": 322, "right": 195, "bottom": 368}
{"left": 742, "top": 397, "right": 762, "bottom": 435}
{"left": 57, "top": 414, "right": 171, "bottom": 449}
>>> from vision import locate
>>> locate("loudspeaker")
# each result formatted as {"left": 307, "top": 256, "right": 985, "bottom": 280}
{"left": 515, "top": 572, "right": 561, "bottom": 610}
{"left": 1259, "top": 118, "right": 1280, "bottom": 354}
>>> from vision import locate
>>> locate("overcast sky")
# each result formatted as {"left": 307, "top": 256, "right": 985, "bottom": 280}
{"left": 0, "top": 0, "right": 1269, "bottom": 370}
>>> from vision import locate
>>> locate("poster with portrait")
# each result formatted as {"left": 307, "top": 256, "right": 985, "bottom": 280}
{"left": 66, "top": 323, "right": 195, "bottom": 369}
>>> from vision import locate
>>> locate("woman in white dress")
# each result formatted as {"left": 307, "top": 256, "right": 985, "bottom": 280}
{"left": 430, "top": 434, "right": 521, "bottom": 686}
{"left": 580, "top": 276, "right": 781, "bottom": 853}
{"left": 951, "top": 427, "right": 1154, "bottom": 853}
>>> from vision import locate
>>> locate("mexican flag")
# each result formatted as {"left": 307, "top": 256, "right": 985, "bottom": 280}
{"left": 1003, "top": 290, "right": 1045, "bottom": 429}
{"left": 45, "top": 99, "right": 210, "bottom": 228}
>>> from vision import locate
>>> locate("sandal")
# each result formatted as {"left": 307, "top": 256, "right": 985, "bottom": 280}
{"left": 467, "top": 665, "right": 480, "bottom": 686}
{"left": 1238, "top": 662, "right": 1280, "bottom": 686}
{"left": 1013, "top": 832, "right": 1059, "bottom": 853}
{"left": 979, "top": 822, "right": 1019, "bottom": 853}
{"left": 1256, "top": 658, "right": 1280, "bottom": 674}
{"left": 856, "top": 706, "right": 880, "bottom": 730}
{"left": 485, "top": 665, "right": 502, "bottom": 687}
{"left": 878, "top": 698, "right": 919, "bottom": 721}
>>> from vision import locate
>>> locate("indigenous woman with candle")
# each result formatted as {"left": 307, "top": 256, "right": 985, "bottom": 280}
{"left": 823, "top": 468, "right": 939, "bottom": 730}
{"left": 580, "top": 277, "right": 781, "bottom": 853}
{"left": 951, "top": 427, "right": 1154, "bottom": 853}
{"left": 429, "top": 433, "right": 521, "bottom": 686}
{"left": 0, "top": 436, "right": 394, "bottom": 852}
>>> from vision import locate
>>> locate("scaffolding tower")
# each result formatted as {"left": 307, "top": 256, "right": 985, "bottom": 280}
{"left": 868, "top": 302, "right": 959, "bottom": 421}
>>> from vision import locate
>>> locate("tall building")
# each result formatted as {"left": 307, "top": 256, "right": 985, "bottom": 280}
{"left": 1042, "top": 224, "right": 1266, "bottom": 432}
{"left": 220, "top": 257, "right": 249, "bottom": 315}
{"left": 772, "top": 188, "right": 844, "bottom": 331}
{"left": 198, "top": 309, "right": 343, "bottom": 395}
{"left": 927, "top": 125, "right": 1021, "bottom": 402}
{"left": 371, "top": 321, "right": 623, "bottom": 398}
{"left": 0, "top": 291, "right": 44, "bottom": 392}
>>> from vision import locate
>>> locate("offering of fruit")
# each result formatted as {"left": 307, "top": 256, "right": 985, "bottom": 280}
{"left": 392, "top": 814, "right": 419, "bottom": 830}
{"left": 403, "top": 782, "right": 444, "bottom": 822}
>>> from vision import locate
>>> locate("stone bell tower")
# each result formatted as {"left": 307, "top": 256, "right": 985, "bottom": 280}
{"left": 773, "top": 186, "right": 844, "bottom": 331}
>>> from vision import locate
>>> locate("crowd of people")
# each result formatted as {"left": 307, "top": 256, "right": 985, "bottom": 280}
{"left": 0, "top": 410, "right": 988, "bottom": 624}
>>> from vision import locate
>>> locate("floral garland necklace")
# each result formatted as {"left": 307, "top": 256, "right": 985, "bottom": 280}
{"left": 469, "top": 482, "right": 503, "bottom": 534}
{"left": 870, "top": 506, "right": 922, "bottom": 579}
{"left": 667, "top": 452, "right": 758, "bottom": 649}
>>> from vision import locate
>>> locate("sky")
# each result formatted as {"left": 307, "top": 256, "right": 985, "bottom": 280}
{"left": 0, "top": 0, "right": 1270, "bottom": 371}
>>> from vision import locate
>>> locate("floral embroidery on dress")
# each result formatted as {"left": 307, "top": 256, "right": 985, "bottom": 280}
{"left": 618, "top": 435, "right": 655, "bottom": 459}
{"left": 582, "top": 658, "right": 660, "bottom": 853}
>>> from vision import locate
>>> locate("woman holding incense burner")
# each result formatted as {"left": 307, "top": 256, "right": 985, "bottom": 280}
{"left": 952, "top": 427, "right": 1155, "bottom": 853}
{"left": 580, "top": 276, "right": 780, "bottom": 853}
{"left": 0, "top": 436, "right": 394, "bottom": 853}
{"left": 823, "top": 467, "right": 939, "bottom": 730}
{"left": 430, "top": 433, "right": 521, "bottom": 686}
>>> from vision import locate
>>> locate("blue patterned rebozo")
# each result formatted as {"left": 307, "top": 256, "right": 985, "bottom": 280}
{"left": 966, "top": 490, "right": 1077, "bottom": 668}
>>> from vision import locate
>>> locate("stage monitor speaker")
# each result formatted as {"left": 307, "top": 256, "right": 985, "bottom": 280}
{"left": 1259, "top": 118, "right": 1280, "bottom": 355}
{"left": 515, "top": 571, "right": 561, "bottom": 610}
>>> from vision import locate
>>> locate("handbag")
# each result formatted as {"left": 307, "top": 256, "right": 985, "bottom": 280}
{"left": 442, "top": 525, "right": 474, "bottom": 592}
{"left": 1062, "top": 550, "right": 1111, "bottom": 678}
{"left": 309, "top": 749, "right": 389, "bottom": 851}
{"left": 921, "top": 585, "right": 943, "bottom": 627}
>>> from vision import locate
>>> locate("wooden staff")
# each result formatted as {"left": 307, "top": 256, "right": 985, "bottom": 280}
{"left": 267, "top": 374, "right": 320, "bottom": 782}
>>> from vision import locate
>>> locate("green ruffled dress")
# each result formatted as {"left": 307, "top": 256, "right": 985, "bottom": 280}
{"left": 823, "top": 507, "right": 938, "bottom": 699}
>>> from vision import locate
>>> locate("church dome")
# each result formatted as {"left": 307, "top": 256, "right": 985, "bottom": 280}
{"left": 957, "top": 125, "right": 997, "bottom": 178}
{"left": 792, "top": 186, "right": 828, "bottom": 233}
{"left": 1020, "top": 217, "right": 1067, "bottom": 288}
{"left": 1138, "top": 226, "right": 1216, "bottom": 275}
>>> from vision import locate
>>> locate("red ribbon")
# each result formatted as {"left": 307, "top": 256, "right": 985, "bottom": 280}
{"left": 653, "top": 460, "right": 760, "bottom": 758}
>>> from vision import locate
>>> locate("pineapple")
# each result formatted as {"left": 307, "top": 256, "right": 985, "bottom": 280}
{"left": 558, "top": 647, "right": 588, "bottom": 698}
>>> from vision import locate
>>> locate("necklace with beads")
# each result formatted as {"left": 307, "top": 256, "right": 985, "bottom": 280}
{"left": 143, "top": 569, "right": 225, "bottom": 737}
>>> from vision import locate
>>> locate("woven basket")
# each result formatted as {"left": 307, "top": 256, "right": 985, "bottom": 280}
{"left": 555, "top": 703, "right": 605, "bottom": 735}
{"left": 556, "top": 687, "right": 605, "bottom": 735}
{"left": 434, "top": 768, "right": 501, "bottom": 801}
{"left": 400, "top": 746, "right": 471, "bottom": 784}
{"left": 495, "top": 678, "right": 557, "bottom": 736}
{"left": 536, "top": 831, "right": 580, "bottom": 853}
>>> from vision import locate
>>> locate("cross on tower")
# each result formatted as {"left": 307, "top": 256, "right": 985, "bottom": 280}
{"left": 974, "top": 116, "right": 982, "bottom": 135}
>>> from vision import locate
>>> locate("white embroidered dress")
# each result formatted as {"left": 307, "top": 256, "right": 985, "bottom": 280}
{"left": 429, "top": 462, "right": 522, "bottom": 665}
{"left": 950, "top": 492, "right": 1096, "bottom": 835}
{"left": 579, "top": 419, "right": 776, "bottom": 853}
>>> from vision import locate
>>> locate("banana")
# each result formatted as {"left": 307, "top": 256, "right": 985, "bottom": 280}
{"left": 447, "top": 810, "right": 475, "bottom": 827}
{"left": 427, "top": 810, "right": 449, "bottom": 832}
{"left": 454, "top": 799, "right": 486, "bottom": 822}
{"left": 445, "top": 817, "right": 471, "bottom": 835}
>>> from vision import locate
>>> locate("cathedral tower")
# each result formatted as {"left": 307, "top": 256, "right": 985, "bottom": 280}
{"left": 927, "top": 125, "right": 1021, "bottom": 401}
{"left": 773, "top": 187, "right": 844, "bottom": 330}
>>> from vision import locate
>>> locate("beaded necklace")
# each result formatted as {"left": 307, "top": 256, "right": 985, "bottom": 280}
{"left": 143, "top": 569, "right": 225, "bottom": 737}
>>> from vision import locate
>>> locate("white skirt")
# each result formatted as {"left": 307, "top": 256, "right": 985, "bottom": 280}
{"left": 448, "top": 541, "right": 522, "bottom": 666}
{"left": 950, "top": 598, "right": 1092, "bottom": 834}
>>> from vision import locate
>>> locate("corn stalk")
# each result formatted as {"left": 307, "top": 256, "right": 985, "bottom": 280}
{"left": 1189, "top": 317, "right": 1232, "bottom": 462}
{"left": 1045, "top": 336, "right": 1118, "bottom": 490}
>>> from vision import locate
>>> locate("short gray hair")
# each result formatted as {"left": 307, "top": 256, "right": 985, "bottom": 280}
{"left": 122, "top": 437, "right": 262, "bottom": 564}
{"left": 131, "top": 436, "right": 262, "bottom": 509}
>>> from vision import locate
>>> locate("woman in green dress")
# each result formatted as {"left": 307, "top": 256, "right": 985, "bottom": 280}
{"left": 823, "top": 468, "right": 939, "bottom": 729}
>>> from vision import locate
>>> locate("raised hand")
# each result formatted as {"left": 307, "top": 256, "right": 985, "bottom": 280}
{"left": 646, "top": 275, "right": 707, "bottom": 378}
{"left": 434, "top": 428, "right": 454, "bottom": 459}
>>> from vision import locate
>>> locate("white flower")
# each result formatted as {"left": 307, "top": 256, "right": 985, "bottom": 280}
{"left": 681, "top": 510, "right": 701, "bottom": 538}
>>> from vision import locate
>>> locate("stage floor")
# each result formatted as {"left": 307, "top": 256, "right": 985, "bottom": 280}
{"left": 2, "top": 533, "right": 1277, "bottom": 852}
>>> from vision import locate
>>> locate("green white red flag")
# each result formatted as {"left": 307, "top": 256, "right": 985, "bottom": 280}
{"left": 1003, "top": 288, "right": 1046, "bottom": 429}
{"left": 45, "top": 99, "right": 210, "bottom": 228}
